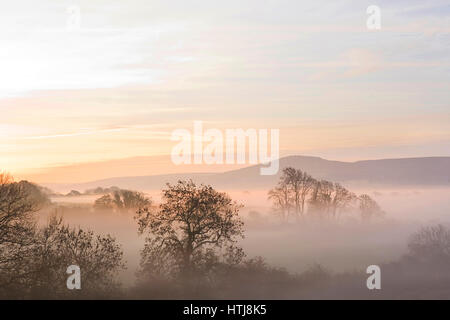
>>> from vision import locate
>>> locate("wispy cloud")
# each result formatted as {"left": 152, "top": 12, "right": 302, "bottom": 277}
{"left": 20, "top": 127, "right": 127, "bottom": 140}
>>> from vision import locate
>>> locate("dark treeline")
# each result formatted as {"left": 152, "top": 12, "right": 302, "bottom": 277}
{"left": 268, "top": 167, "right": 384, "bottom": 222}
{"left": 1, "top": 172, "right": 450, "bottom": 299}
{"left": 0, "top": 173, "right": 124, "bottom": 299}
{"left": 93, "top": 188, "right": 151, "bottom": 213}
{"left": 57, "top": 186, "right": 136, "bottom": 198}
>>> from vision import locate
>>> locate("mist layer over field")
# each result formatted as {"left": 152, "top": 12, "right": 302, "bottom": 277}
{"left": 46, "top": 186, "right": 450, "bottom": 290}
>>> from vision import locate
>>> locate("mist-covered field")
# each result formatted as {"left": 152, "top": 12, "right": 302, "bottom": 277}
{"left": 45, "top": 186, "right": 450, "bottom": 294}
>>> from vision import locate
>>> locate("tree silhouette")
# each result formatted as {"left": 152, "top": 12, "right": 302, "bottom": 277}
{"left": 309, "top": 180, "right": 334, "bottom": 216}
{"left": 0, "top": 173, "right": 125, "bottom": 299}
{"left": 268, "top": 183, "right": 292, "bottom": 221}
{"left": 136, "top": 180, "right": 244, "bottom": 280}
{"left": 331, "top": 183, "right": 356, "bottom": 219}
{"left": 268, "top": 169, "right": 380, "bottom": 222}
{"left": 1, "top": 215, "right": 125, "bottom": 299}
{"left": 0, "top": 174, "right": 38, "bottom": 277}
{"left": 94, "top": 189, "right": 151, "bottom": 212}
{"left": 408, "top": 224, "right": 450, "bottom": 260}
{"left": 358, "top": 194, "right": 384, "bottom": 221}
{"left": 281, "top": 168, "right": 316, "bottom": 219}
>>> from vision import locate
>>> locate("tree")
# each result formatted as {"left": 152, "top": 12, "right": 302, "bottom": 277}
{"left": 66, "top": 190, "right": 82, "bottom": 196}
{"left": 281, "top": 168, "right": 316, "bottom": 219}
{"left": 34, "top": 216, "right": 124, "bottom": 298}
{"left": 269, "top": 170, "right": 383, "bottom": 222}
{"left": 280, "top": 168, "right": 300, "bottom": 218}
{"left": 116, "top": 189, "right": 151, "bottom": 210}
{"left": 269, "top": 169, "right": 362, "bottom": 222}
{"left": 0, "top": 173, "right": 39, "bottom": 250}
{"left": 136, "top": 180, "right": 244, "bottom": 280}
{"left": 94, "top": 194, "right": 115, "bottom": 210}
{"left": 66, "top": 190, "right": 82, "bottom": 197}
{"left": 1, "top": 215, "right": 125, "bottom": 299}
{"left": 269, "top": 167, "right": 315, "bottom": 221}
{"left": 18, "top": 181, "right": 51, "bottom": 207}
{"left": 85, "top": 186, "right": 120, "bottom": 195}
{"left": 0, "top": 174, "right": 39, "bottom": 296}
{"left": 268, "top": 183, "right": 292, "bottom": 221}
{"left": 0, "top": 173, "right": 125, "bottom": 298}
{"left": 358, "top": 194, "right": 384, "bottom": 221}
{"left": 94, "top": 189, "right": 151, "bottom": 212}
{"left": 408, "top": 224, "right": 450, "bottom": 260}
{"left": 331, "top": 183, "right": 356, "bottom": 219}
{"left": 308, "top": 180, "right": 334, "bottom": 218}
{"left": 307, "top": 181, "right": 356, "bottom": 220}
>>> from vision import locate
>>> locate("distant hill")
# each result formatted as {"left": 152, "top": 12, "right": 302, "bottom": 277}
{"left": 43, "top": 156, "right": 450, "bottom": 193}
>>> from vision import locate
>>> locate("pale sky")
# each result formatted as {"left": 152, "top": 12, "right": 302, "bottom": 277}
{"left": 1, "top": 0, "right": 449, "bottom": 182}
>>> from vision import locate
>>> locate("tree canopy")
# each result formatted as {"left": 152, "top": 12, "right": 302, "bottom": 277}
{"left": 136, "top": 180, "right": 244, "bottom": 280}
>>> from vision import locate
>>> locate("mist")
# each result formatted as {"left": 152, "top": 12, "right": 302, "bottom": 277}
{"left": 41, "top": 185, "right": 450, "bottom": 298}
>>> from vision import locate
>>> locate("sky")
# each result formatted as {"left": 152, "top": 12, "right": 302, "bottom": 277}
{"left": 1, "top": 0, "right": 449, "bottom": 182}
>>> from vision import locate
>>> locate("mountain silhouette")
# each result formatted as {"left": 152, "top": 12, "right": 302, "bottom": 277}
{"left": 44, "top": 156, "right": 450, "bottom": 192}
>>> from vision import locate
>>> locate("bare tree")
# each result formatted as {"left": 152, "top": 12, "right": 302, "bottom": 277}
{"left": 136, "top": 180, "right": 244, "bottom": 280}
{"left": 308, "top": 180, "right": 334, "bottom": 218}
{"left": 308, "top": 181, "right": 356, "bottom": 220}
{"left": 270, "top": 170, "right": 358, "bottom": 222}
{"left": 358, "top": 194, "right": 384, "bottom": 221}
{"left": 268, "top": 183, "right": 292, "bottom": 221}
{"left": 408, "top": 224, "right": 450, "bottom": 260}
{"left": 282, "top": 168, "right": 316, "bottom": 219}
{"left": 331, "top": 183, "right": 357, "bottom": 219}
{"left": 281, "top": 168, "right": 301, "bottom": 219}
{"left": 268, "top": 167, "right": 316, "bottom": 221}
